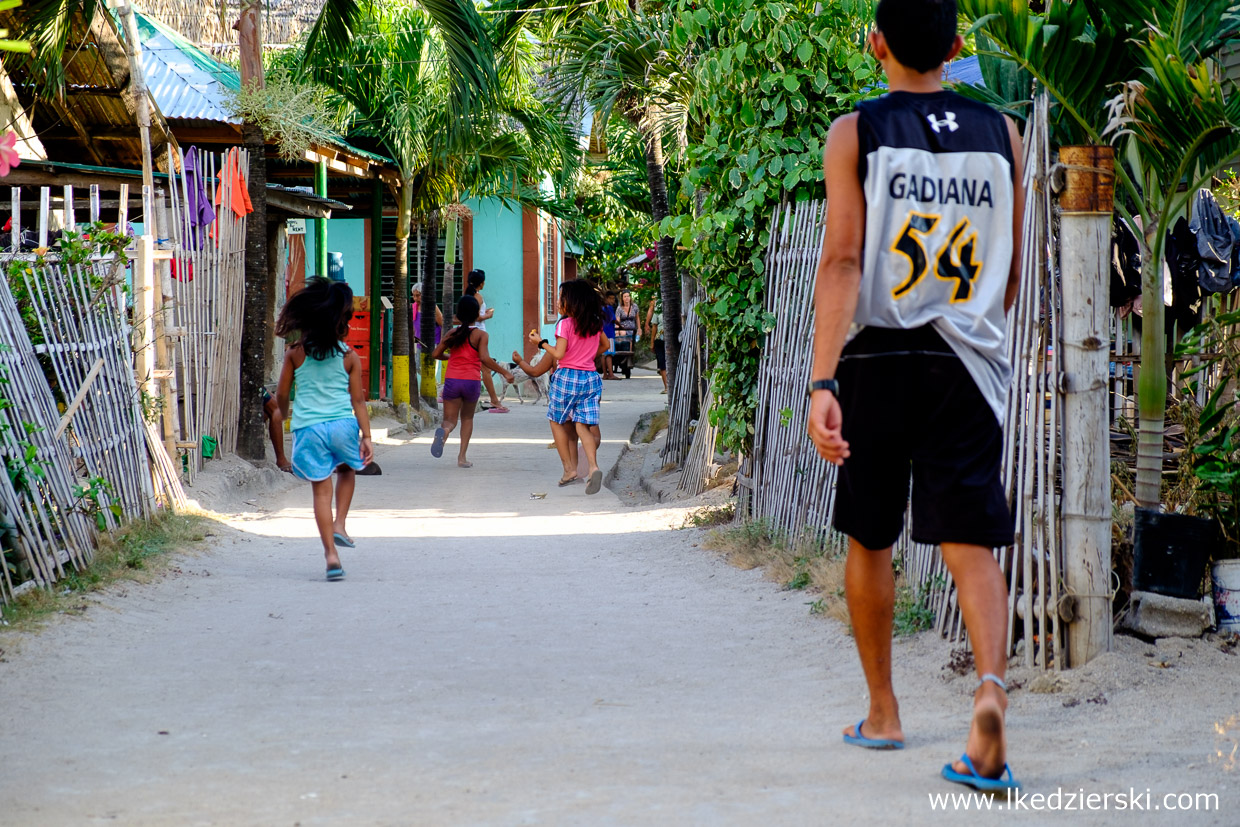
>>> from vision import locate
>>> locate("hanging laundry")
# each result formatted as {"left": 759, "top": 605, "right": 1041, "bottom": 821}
{"left": 183, "top": 147, "right": 216, "bottom": 244}
{"left": 1166, "top": 216, "right": 1203, "bottom": 336}
{"left": 1110, "top": 217, "right": 1142, "bottom": 308}
{"left": 215, "top": 147, "right": 254, "bottom": 218}
{"left": 1189, "top": 188, "right": 1236, "bottom": 294}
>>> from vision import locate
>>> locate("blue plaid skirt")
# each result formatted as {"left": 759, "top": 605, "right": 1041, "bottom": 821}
{"left": 547, "top": 368, "right": 602, "bottom": 425}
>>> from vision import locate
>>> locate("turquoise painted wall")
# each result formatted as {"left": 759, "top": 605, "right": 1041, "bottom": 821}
{"left": 466, "top": 198, "right": 525, "bottom": 361}
{"left": 304, "top": 218, "right": 367, "bottom": 297}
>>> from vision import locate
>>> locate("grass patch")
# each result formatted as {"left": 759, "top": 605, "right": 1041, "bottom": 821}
{"left": 701, "top": 520, "right": 948, "bottom": 635}
{"left": 893, "top": 574, "right": 946, "bottom": 637}
{"left": 702, "top": 520, "right": 851, "bottom": 626}
{"left": 631, "top": 408, "right": 670, "bottom": 444}
{"left": 682, "top": 502, "right": 736, "bottom": 528}
{"left": 0, "top": 511, "right": 209, "bottom": 630}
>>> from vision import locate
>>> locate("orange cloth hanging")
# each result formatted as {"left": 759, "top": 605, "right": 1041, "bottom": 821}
{"left": 215, "top": 147, "right": 254, "bottom": 217}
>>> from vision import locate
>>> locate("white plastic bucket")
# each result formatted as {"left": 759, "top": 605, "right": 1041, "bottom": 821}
{"left": 1212, "top": 560, "right": 1240, "bottom": 634}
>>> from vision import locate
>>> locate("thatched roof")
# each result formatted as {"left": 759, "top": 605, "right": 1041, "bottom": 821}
{"left": 139, "top": 0, "right": 326, "bottom": 54}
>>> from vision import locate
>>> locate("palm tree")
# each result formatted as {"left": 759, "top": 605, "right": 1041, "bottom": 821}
{"left": 961, "top": 0, "right": 1240, "bottom": 507}
{"left": 549, "top": 7, "right": 695, "bottom": 396}
{"left": 305, "top": 0, "right": 580, "bottom": 406}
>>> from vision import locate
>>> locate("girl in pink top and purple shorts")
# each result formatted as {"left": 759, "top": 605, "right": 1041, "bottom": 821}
{"left": 528, "top": 280, "right": 608, "bottom": 494}
{"left": 431, "top": 295, "right": 513, "bottom": 467}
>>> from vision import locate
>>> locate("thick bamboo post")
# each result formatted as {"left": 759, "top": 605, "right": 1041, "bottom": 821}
{"left": 133, "top": 235, "right": 156, "bottom": 402}
{"left": 1058, "top": 145, "right": 1114, "bottom": 667}
{"left": 116, "top": 2, "right": 156, "bottom": 203}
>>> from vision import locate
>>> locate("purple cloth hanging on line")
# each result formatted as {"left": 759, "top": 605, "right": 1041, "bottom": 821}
{"left": 183, "top": 146, "right": 216, "bottom": 249}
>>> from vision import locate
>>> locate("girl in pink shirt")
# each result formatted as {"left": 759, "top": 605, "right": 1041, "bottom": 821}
{"left": 528, "top": 280, "right": 608, "bottom": 494}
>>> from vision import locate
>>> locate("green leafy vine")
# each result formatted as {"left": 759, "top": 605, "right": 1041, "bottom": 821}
{"left": 663, "top": 0, "right": 877, "bottom": 453}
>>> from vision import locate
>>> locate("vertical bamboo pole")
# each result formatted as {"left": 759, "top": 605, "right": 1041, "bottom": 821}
{"left": 63, "top": 184, "right": 75, "bottom": 231}
{"left": 38, "top": 187, "right": 48, "bottom": 248}
{"left": 1058, "top": 145, "right": 1115, "bottom": 667}
{"left": 116, "top": 1, "right": 156, "bottom": 207}
{"left": 9, "top": 186, "right": 19, "bottom": 250}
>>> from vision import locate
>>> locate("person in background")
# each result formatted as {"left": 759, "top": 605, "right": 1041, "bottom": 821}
{"left": 275, "top": 277, "right": 375, "bottom": 581}
{"left": 614, "top": 290, "right": 641, "bottom": 379}
{"left": 646, "top": 297, "right": 667, "bottom": 394}
{"left": 413, "top": 281, "right": 446, "bottom": 390}
{"left": 464, "top": 269, "right": 509, "bottom": 413}
{"left": 262, "top": 387, "right": 293, "bottom": 471}
{"left": 600, "top": 290, "right": 618, "bottom": 380}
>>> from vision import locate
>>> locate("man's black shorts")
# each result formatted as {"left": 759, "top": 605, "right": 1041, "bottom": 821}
{"left": 654, "top": 338, "right": 666, "bottom": 371}
{"left": 832, "top": 325, "right": 1013, "bottom": 551}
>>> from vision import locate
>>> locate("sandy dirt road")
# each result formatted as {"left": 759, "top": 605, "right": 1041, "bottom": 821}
{"left": 1, "top": 370, "right": 1237, "bottom": 826}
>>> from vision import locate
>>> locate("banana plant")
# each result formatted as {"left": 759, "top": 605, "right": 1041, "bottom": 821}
{"left": 961, "top": 0, "right": 1240, "bottom": 508}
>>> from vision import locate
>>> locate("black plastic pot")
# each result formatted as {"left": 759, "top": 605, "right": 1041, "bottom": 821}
{"left": 1132, "top": 508, "right": 1218, "bottom": 599}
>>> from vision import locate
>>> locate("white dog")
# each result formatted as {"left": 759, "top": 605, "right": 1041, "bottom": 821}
{"left": 496, "top": 349, "right": 549, "bottom": 404}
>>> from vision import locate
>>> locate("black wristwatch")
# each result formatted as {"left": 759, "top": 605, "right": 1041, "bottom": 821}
{"left": 808, "top": 378, "right": 839, "bottom": 397}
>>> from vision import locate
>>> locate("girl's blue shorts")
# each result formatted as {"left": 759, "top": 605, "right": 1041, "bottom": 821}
{"left": 291, "top": 417, "right": 365, "bottom": 481}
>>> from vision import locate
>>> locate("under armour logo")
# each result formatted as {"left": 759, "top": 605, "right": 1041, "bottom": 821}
{"left": 927, "top": 112, "right": 959, "bottom": 133}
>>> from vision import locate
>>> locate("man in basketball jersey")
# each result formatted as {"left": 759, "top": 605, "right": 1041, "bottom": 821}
{"left": 807, "top": 0, "right": 1025, "bottom": 792}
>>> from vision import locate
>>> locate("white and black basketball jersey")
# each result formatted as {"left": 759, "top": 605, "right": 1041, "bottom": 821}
{"left": 852, "top": 90, "right": 1015, "bottom": 421}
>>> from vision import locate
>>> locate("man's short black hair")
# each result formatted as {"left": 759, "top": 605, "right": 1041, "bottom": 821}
{"left": 876, "top": 0, "right": 958, "bottom": 74}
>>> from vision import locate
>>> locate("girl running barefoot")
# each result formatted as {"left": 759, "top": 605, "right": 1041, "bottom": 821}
{"left": 528, "top": 280, "right": 608, "bottom": 494}
{"left": 431, "top": 295, "right": 514, "bottom": 467}
{"left": 275, "top": 278, "right": 374, "bottom": 581}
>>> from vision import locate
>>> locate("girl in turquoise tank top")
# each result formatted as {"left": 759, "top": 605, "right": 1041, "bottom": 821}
{"left": 275, "top": 277, "right": 374, "bottom": 581}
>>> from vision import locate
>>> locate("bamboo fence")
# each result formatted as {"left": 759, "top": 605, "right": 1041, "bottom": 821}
{"left": 662, "top": 298, "right": 702, "bottom": 468}
{"left": 17, "top": 258, "right": 158, "bottom": 521}
{"left": 162, "top": 146, "right": 250, "bottom": 473}
{"left": 677, "top": 385, "right": 719, "bottom": 496}
{"left": 739, "top": 94, "right": 1064, "bottom": 666}
{"left": 0, "top": 277, "right": 98, "bottom": 603}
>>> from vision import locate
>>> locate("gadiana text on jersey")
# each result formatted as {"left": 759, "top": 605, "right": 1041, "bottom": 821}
{"left": 888, "top": 172, "right": 994, "bottom": 208}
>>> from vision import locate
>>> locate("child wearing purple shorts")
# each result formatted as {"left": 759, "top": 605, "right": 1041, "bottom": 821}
{"left": 431, "top": 295, "right": 513, "bottom": 467}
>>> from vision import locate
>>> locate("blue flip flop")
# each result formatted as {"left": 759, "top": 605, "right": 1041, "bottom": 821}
{"left": 941, "top": 753, "right": 1020, "bottom": 792}
{"left": 431, "top": 427, "right": 446, "bottom": 458}
{"left": 843, "top": 719, "right": 905, "bottom": 750}
{"left": 333, "top": 532, "right": 355, "bottom": 548}
{"left": 325, "top": 566, "right": 345, "bottom": 581}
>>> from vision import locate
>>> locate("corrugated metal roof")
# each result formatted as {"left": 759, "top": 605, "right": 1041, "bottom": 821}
{"left": 944, "top": 56, "right": 985, "bottom": 88}
{"left": 130, "top": 9, "right": 394, "bottom": 168}
{"left": 134, "top": 9, "right": 241, "bottom": 124}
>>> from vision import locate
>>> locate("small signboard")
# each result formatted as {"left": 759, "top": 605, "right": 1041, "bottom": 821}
{"left": 287, "top": 219, "right": 306, "bottom": 235}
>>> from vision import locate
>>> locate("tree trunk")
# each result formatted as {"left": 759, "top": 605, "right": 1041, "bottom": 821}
{"left": 235, "top": 0, "right": 267, "bottom": 461}
{"left": 392, "top": 181, "right": 413, "bottom": 406}
{"left": 237, "top": 121, "right": 269, "bottom": 460}
{"left": 1135, "top": 240, "right": 1168, "bottom": 508}
{"left": 443, "top": 215, "right": 458, "bottom": 326}
{"left": 420, "top": 211, "right": 441, "bottom": 406}
{"left": 641, "top": 116, "right": 681, "bottom": 397}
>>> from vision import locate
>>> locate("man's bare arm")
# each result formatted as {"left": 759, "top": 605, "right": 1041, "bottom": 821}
{"left": 1003, "top": 115, "right": 1026, "bottom": 313}
{"left": 807, "top": 113, "right": 865, "bottom": 465}
{"left": 811, "top": 113, "right": 866, "bottom": 384}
